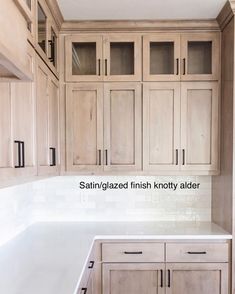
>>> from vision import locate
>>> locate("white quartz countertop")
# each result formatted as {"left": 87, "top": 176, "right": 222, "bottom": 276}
{"left": 0, "top": 221, "right": 232, "bottom": 294}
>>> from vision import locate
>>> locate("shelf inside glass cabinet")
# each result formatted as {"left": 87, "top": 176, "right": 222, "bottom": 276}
{"left": 72, "top": 42, "right": 97, "bottom": 75}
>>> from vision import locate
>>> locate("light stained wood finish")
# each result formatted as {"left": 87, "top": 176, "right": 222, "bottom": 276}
{"left": 143, "top": 34, "right": 181, "bottom": 81}
{"left": 166, "top": 263, "right": 228, "bottom": 294}
{"left": 65, "top": 35, "right": 103, "bottom": 82}
{"left": 104, "top": 83, "right": 142, "bottom": 171}
{"left": 66, "top": 83, "right": 103, "bottom": 172}
{"left": 143, "top": 82, "right": 181, "bottom": 171}
{"left": 166, "top": 243, "right": 229, "bottom": 263}
{"left": 103, "top": 263, "right": 165, "bottom": 294}
{"left": 102, "top": 242, "right": 164, "bottom": 263}
{"left": 61, "top": 20, "right": 220, "bottom": 33}
{"left": 0, "top": 83, "right": 12, "bottom": 172}
{"left": 181, "top": 82, "right": 219, "bottom": 172}
{"left": 103, "top": 34, "right": 141, "bottom": 81}
{"left": 181, "top": 32, "right": 220, "bottom": 81}
{"left": 36, "top": 56, "right": 60, "bottom": 175}
{"left": 35, "top": 0, "right": 59, "bottom": 76}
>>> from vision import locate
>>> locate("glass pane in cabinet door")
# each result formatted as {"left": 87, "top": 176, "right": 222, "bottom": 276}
{"left": 37, "top": 3, "right": 47, "bottom": 53}
{"left": 150, "top": 42, "right": 174, "bottom": 75}
{"left": 110, "top": 42, "right": 134, "bottom": 75}
{"left": 188, "top": 41, "right": 212, "bottom": 74}
{"left": 72, "top": 42, "right": 96, "bottom": 75}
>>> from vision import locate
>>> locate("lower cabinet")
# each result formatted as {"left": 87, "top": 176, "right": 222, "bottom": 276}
{"left": 166, "top": 263, "right": 228, "bottom": 294}
{"left": 103, "top": 263, "right": 165, "bottom": 294}
{"left": 101, "top": 242, "right": 229, "bottom": 294}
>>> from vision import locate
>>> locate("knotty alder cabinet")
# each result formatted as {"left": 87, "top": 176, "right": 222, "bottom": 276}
{"left": 143, "top": 81, "right": 219, "bottom": 173}
{"left": 66, "top": 83, "right": 141, "bottom": 172}
{"left": 65, "top": 34, "right": 141, "bottom": 82}
{"left": 101, "top": 242, "right": 229, "bottom": 294}
{"left": 36, "top": 55, "right": 60, "bottom": 175}
{"left": 143, "top": 32, "right": 220, "bottom": 81}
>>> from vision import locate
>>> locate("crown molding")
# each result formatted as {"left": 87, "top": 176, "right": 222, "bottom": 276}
{"left": 60, "top": 19, "right": 220, "bottom": 33}
{"left": 217, "top": 1, "right": 235, "bottom": 30}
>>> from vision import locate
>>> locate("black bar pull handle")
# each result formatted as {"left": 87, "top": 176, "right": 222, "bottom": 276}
{"left": 176, "top": 149, "right": 179, "bottom": 165}
{"left": 14, "top": 141, "right": 21, "bottom": 168}
{"left": 98, "top": 59, "right": 101, "bottom": 76}
{"left": 21, "top": 141, "right": 25, "bottom": 168}
{"left": 88, "top": 261, "right": 95, "bottom": 269}
{"left": 176, "top": 58, "right": 179, "bottom": 75}
{"left": 48, "top": 40, "right": 55, "bottom": 63}
{"left": 98, "top": 150, "right": 101, "bottom": 165}
{"left": 182, "top": 149, "right": 185, "bottom": 165}
{"left": 187, "top": 251, "right": 207, "bottom": 255}
{"left": 81, "top": 288, "right": 87, "bottom": 294}
{"left": 167, "top": 269, "right": 171, "bottom": 288}
{"left": 105, "top": 149, "right": 108, "bottom": 165}
{"left": 50, "top": 147, "right": 56, "bottom": 166}
{"left": 124, "top": 251, "right": 143, "bottom": 255}
{"left": 160, "top": 269, "right": 163, "bottom": 288}
{"left": 105, "top": 59, "right": 108, "bottom": 76}
{"left": 183, "top": 58, "right": 186, "bottom": 75}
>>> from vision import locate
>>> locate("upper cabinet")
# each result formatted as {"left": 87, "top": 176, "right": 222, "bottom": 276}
{"left": 36, "top": 0, "right": 59, "bottom": 74}
{"left": 143, "top": 32, "right": 220, "bottom": 81}
{"left": 65, "top": 34, "right": 141, "bottom": 82}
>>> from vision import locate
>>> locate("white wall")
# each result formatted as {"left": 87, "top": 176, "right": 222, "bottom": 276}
{"left": 0, "top": 175, "right": 211, "bottom": 245}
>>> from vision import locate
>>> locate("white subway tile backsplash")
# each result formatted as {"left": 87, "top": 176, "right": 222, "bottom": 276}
{"left": 0, "top": 175, "right": 211, "bottom": 244}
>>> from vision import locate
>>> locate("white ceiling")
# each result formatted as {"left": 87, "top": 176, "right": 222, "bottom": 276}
{"left": 57, "top": 0, "right": 227, "bottom": 21}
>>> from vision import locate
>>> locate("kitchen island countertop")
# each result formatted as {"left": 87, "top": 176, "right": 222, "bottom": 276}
{"left": 0, "top": 221, "right": 232, "bottom": 294}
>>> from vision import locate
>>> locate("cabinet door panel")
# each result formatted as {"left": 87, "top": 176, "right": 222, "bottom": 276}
{"left": 65, "top": 35, "right": 103, "bottom": 82}
{"left": 66, "top": 83, "right": 103, "bottom": 172}
{"left": 104, "top": 83, "right": 141, "bottom": 171}
{"left": 36, "top": 61, "right": 49, "bottom": 168}
{"left": 143, "top": 34, "right": 181, "bottom": 81}
{"left": 103, "top": 34, "right": 141, "bottom": 81}
{"left": 0, "top": 83, "right": 12, "bottom": 169}
{"left": 143, "top": 82, "right": 180, "bottom": 171}
{"left": 181, "top": 33, "right": 220, "bottom": 81}
{"left": 103, "top": 263, "right": 165, "bottom": 294}
{"left": 12, "top": 82, "right": 36, "bottom": 169}
{"left": 166, "top": 263, "right": 228, "bottom": 294}
{"left": 181, "top": 82, "right": 219, "bottom": 172}
{"left": 48, "top": 77, "right": 59, "bottom": 171}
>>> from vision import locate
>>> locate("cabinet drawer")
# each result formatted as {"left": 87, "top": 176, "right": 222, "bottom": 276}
{"left": 102, "top": 242, "right": 164, "bottom": 262}
{"left": 166, "top": 243, "right": 228, "bottom": 262}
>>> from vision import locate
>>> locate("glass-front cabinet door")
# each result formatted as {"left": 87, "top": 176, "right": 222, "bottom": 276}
{"left": 143, "top": 34, "right": 181, "bottom": 81}
{"left": 65, "top": 35, "right": 103, "bottom": 82}
{"left": 181, "top": 33, "right": 220, "bottom": 81}
{"left": 103, "top": 34, "right": 141, "bottom": 81}
{"left": 37, "top": 1, "right": 47, "bottom": 55}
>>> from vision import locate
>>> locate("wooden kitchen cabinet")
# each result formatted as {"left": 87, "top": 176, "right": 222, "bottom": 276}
{"left": 65, "top": 34, "right": 141, "bottom": 82}
{"left": 36, "top": 56, "right": 60, "bottom": 175}
{"left": 166, "top": 263, "right": 228, "bottom": 294}
{"left": 143, "top": 34, "right": 181, "bottom": 81}
{"left": 103, "top": 263, "right": 165, "bottom": 294}
{"left": 143, "top": 82, "right": 181, "bottom": 171}
{"left": 181, "top": 82, "right": 219, "bottom": 172}
{"left": 104, "top": 83, "right": 142, "bottom": 171}
{"left": 36, "top": 0, "right": 59, "bottom": 75}
{"left": 66, "top": 83, "right": 104, "bottom": 172}
{"left": 143, "top": 81, "right": 219, "bottom": 174}
{"left": 143, "top": 32, "right": 220, "bottom": 81}
{"left": 66, "top": 82, "right": 141, "bottom": 172}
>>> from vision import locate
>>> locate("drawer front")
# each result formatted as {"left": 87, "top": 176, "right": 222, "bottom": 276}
{"left": 102, "top": 242, "right": 164, "bottom": 262}
{"left": 166, "top": 243, "right": 228, "bottom": 262}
